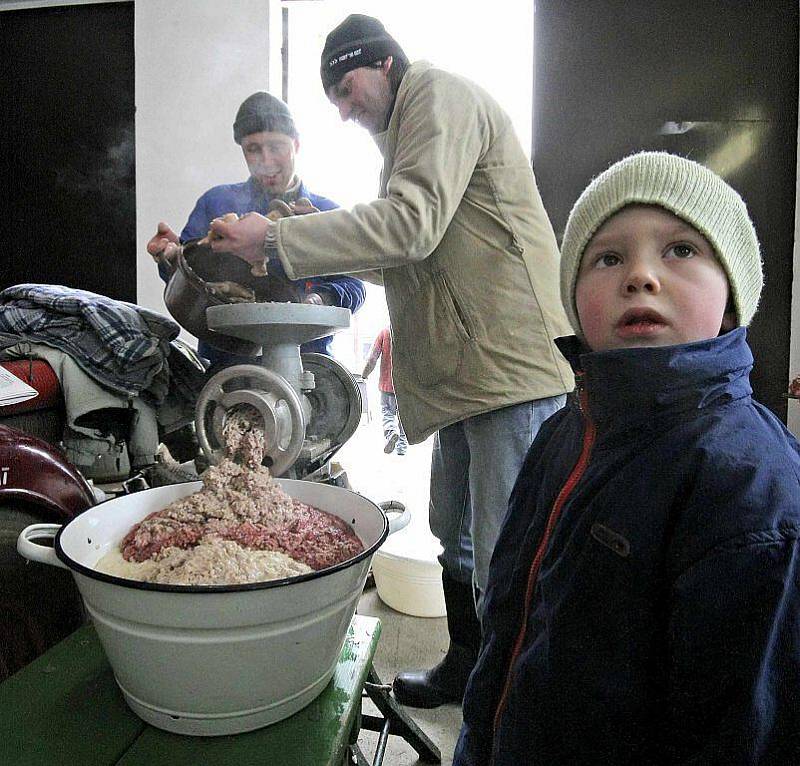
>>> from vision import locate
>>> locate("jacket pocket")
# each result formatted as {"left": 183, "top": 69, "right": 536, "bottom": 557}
{"left": 590, "top": 522, "right": 631, "bottom": 558}
{"left": 485, "top": 169, "right": 525, "bottom": 255}
{"left": 393, "top": 269, "right": 472, "bottom": 387}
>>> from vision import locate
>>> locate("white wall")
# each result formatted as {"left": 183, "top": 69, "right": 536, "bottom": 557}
{"left": 135, "top": 0, "right": 272, "bottom": 326}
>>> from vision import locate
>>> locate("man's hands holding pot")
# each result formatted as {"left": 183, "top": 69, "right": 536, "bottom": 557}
{"left": 208, "top": 211, "right": 272, "bottom": 269}
{"left": 207, "top": 197, "right": 321, "bottom": 267}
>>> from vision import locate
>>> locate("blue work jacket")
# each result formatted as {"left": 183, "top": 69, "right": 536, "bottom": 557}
{"left": 456, "top": 328, "right": 800, "bottom": 766}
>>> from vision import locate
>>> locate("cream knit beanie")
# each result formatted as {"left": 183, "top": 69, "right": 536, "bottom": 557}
{"left": 560, "top": 151, "right": 763, "bottom": 337}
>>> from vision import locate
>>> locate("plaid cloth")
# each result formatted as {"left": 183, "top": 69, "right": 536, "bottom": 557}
{"left": 0, "top": 284, "right": 182, "bottom": 402}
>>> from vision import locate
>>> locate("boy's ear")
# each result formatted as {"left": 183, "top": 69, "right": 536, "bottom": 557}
{"left": 720, "top": 310, "right": 737, "bottom": 333}
{"left": 719, "top": 292, "right": 737, "bottom": 334}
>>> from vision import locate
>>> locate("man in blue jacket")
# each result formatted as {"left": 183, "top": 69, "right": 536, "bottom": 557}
{"left": 147, "top": 91, "right": 365, "bottom": 367}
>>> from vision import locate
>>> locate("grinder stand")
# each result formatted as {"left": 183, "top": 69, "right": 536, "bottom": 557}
{"left": 194, "top": 302, "right": 362, "bottom": 480}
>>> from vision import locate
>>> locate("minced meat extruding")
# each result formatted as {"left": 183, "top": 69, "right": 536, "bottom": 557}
{"left": 112, "top": 405, "right": 364, "bottom": 585}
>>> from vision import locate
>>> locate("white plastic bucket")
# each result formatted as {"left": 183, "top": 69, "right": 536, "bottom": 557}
{"left": 372, "top": 548, "right": 446, "bottom": 618}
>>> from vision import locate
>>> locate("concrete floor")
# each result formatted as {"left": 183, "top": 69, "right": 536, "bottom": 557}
{"left": 335, "top": 407, "right": 464, "bottom": 764}
{"left": 355, "top": 588, "right": 463, "bottom": 765}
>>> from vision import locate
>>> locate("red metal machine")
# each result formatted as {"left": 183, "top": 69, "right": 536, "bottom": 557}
{"left": 0, "top": 424, "right": 96, "bottom": 521}
{"left": 0, "top": 424, "right": 95, "bottom": 681}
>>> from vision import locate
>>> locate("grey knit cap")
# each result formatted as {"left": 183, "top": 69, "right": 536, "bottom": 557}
{"left": 233, "top": 92, "right": 298, "bottom": 144}
{"left": 560, "top": 151, "right": 763, "bottom": 336}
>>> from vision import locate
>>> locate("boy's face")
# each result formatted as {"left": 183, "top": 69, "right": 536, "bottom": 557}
{"left": 575, "top": 205, "right": 735, "bottom": 352}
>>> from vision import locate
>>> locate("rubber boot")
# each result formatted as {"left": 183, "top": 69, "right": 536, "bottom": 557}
{"left": 392, "top": 570, "right": 481, "bottom": 708}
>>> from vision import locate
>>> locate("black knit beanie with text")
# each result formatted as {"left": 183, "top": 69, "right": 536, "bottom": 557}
{"left": 320, "top": 14, "right": 407, "bottom": 92}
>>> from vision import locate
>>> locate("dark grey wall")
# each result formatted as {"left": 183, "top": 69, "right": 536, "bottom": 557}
{"left": 533, "top": 0, "right": 798, "bottom": 420}
{"left": 1, "top": 2, "right": 135, "bottom": 302}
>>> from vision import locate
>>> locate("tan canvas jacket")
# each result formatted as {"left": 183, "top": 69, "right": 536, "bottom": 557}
{"left": 276, "top": 61, "right": 573, "bottom": 443}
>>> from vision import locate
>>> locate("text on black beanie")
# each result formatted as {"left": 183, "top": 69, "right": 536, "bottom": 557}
{"left": 320, "top": 14, "right": 407, "bottom": 93}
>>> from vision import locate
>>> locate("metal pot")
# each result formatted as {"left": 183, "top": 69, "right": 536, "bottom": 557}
{"left": 163, "top": 240, "right": 305, "bottom": 356}
{"left": 163, "top": 241, "right": 261, "bottom": 356}
{"left": 17, "top": 480, "right": 408, "bottom": 736}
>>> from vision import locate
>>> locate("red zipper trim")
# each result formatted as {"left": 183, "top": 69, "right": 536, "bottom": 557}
{"left": 491, "top": 386, "right": 596, "bottom": 739}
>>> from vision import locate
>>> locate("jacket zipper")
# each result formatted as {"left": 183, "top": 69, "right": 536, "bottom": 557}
{"left": 490, "top": 375, "right": 596, "bottom": 754}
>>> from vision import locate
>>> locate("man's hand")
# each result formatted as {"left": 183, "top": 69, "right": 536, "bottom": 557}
{"left": 147, "top": 222, "right": 179, "bottom": 256}
{"left": 209, "top": 212, "right": 271, "bottom": 266}
{"left": 147, "top": 222, "right": 181, "bottom": 269}
{"left": 199, "top": 212, "right": 239, "bottom": 245}
{"left": 362, "top": 357, "right": 377, "bottom": 379}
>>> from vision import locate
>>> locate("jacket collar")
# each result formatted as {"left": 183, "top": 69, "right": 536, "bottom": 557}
{"left": 245, "top": 175, "right": 305, "bottom": 205}
{"left": 372, "top": 60, "right": 431, "bottom": 154}
{"left": 555, "top": 328, "right": 754, "bottom": 433}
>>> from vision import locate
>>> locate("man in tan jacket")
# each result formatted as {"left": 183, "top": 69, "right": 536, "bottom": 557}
{"left": 211, "top": 14, "right": 573, "bottom": 709}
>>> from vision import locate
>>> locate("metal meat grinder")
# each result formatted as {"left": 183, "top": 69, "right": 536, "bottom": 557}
{"left": 193, "top": 302, "right": 362, "bottom": 480}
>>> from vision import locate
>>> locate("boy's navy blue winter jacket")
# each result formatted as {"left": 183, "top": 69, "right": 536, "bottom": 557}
{"left": 455, "top": 328, "right": 800, "bottom": 766}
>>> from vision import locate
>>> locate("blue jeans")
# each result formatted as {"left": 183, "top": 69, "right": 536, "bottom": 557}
{"left": 429, "top": 395, "right": 565, "bottom": 614}
{"left": 380, "top": 391, "right": 407, "bottom": 449}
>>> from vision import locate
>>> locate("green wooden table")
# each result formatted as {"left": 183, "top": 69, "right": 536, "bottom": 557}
{"left": 0, "top": 615, "right": 388, "bottom": 766}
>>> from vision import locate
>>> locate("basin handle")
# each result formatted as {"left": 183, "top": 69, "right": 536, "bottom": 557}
{"left": 17, "top": 524, "right": 68, "bottom": 569}
{"left": 379, "top": 500, "right": 411, "bottom": 536}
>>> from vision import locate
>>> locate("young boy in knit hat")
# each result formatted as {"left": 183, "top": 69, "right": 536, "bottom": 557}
{"left": 454, "top": 152, "right": 800, "bottom": 766}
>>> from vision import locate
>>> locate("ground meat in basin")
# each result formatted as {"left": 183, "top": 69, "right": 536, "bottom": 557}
{"left": 112, "top": 406, "right": 364, "bottom": 585}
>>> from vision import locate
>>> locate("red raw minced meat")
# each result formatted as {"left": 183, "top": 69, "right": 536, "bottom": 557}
{"left": 120, "top": 406, "right": 364, "bottom": 576}
{"left": 120, "top": 464, "right": 363, "bottom": 572}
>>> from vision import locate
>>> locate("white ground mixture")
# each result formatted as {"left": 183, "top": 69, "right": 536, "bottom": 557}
{"left": 96, "top": 536, "right": 312, "bottom": 585}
